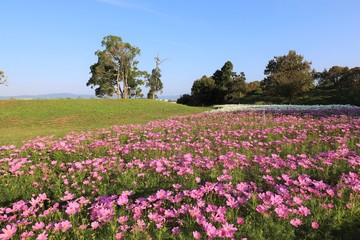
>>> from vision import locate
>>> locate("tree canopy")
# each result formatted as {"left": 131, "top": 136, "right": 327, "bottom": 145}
{"left": 191, "top": 75, "right": 217, "bottom": 105}
{"left": 178, "top": 61, "right": 247, "bottom": 106}
{"left": 261, "top": 50, "right": 315, "bottom": 100}
{"left": 315, "top": 66, "right": 349, "bottom": 88}
{"left": 86, "top": 35, "right": 143, "bottom": 98}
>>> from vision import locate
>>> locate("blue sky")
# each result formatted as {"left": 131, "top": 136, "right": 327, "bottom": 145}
{"left": 1, "top": 0, "right": 359, "bottom": 97}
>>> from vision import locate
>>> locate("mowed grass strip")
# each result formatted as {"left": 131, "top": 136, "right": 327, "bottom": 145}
{"left": 0, "top": 99, "right": 209, "bottom": 146}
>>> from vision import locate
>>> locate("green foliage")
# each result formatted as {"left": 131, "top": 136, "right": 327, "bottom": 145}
{"left": 246, "top": 81, "right": 262, "bottom": 95}
{"left": 176, "top": 94, "right": 194, "bottom": 105}
{"left": 261, "top": 50, "right": 315, "bottom": 101}
{"left": 86, "top": 35, "right": 144, "bottom": 98}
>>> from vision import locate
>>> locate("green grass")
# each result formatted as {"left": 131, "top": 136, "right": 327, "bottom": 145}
{"left": 0, "top": 99, "right": 209, "bottom": 146}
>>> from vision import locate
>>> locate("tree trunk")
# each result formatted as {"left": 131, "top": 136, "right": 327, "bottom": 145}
{"left": 124, "top": 81, "right": 128, "bottom": 98}
{"left": 116, "top": 69, "right": 122, "bottom": 99}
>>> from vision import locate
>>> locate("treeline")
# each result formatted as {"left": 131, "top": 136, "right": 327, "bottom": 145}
{"left": 177, "top": 50, "right": 360, "bottom": 106}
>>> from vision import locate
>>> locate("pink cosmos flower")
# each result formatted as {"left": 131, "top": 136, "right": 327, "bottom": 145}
{"left": 79, "top": 225, "right": 87, "bottom": 230}
{"left": 65, "top": 201, "right": 80, "bottom": 215}
{"left": 297, "top": 206, "right": 311, "bottom": 216}
{"left": 237, "top": 217, "right": 245, "bottom": 225}
{"left": 32, "top": 222, "right": 45, "bottom": 231}
{"left": 60, "top": 191, "right": 74, "bottom": 201}
{"left": 20, "top": 231, "right": 34, "bottom": 240}
{"left": 172, "top": 227, "right": 180, "bottom": 235}
{"left": 219, "top": 223, "right": 237, "bottom": 238}
{"left": 193, "top": 231, "right": 201, "bottom": 239}
{"left": 117, "top": 216, "right": 128, "bottom": 224}
{"left": 293, "top": 196, "right": 303, "bottom": 205}
{"left": 53, "top": 223, "right": 61, "bottom": 232}
{"left": 36, "top": 231, "right": 48, "bottom": 240}
{"left": 117, "top": 195, "right": 129, "bottom": 206}
{"left": 91, "top": 221, "right": 99, "bottom": 230}
{"left": 204, "top": 223, "right": 218, "bottom": 238}
{"left": 60, "top": 220, "right": 72, "bottom": 232}
{"left": 115, "top": 232, "right": 124, "bottom": 239}
{"left": 290, "top": 218, "right": 302, "bottom": 227}
{"left": 0, "top": 224, "right": 17, "bottom": 240}
{"left": 311, "top": 221, "right": 319, "bottom": 229}
{"left": 270, "top": 194, "right": 283, "bottom": 206}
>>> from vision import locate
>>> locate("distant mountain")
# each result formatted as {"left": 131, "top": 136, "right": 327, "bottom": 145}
{"left": 158, "top": 95, "right": 181, "bottom": 101}
{"left": 0, "top": 93, "right": 96, "bottom": 100}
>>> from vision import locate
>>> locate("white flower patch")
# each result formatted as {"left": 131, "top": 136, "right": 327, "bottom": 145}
{"left": 210, "top": 104, "right": 359, "bottom": 113}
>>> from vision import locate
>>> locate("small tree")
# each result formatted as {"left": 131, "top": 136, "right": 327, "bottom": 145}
{"left": 261, "top": 50, "right": 315, "bottom": 101}
{"left": 87, "top": 35, "right": 143, "bottom": 98}
{"left": 191, "top": 75, "right": 216, "bottom": 105}
{"left": 0, "top": 70, "right": 7, "bottom": 85}
{"left": 146, "top": 55, "right": 164, "bottom": 99}
{"left": 211, "top": 61, "right": 237, "bottom": 102}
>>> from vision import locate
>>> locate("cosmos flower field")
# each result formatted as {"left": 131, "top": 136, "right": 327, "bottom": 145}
{"left": 1, "top": 107, "right": 360, "bottom": 239}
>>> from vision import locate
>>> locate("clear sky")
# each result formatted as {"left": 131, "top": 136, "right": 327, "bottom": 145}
{"left": 1, "top": 0, "right": 359, "bottom": 97}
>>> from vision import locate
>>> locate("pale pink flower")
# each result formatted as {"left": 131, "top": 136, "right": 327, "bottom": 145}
{"left": 36, "top": 231, "right": 48, "bottom": 240}
{"left": 297, "top": 206, "right": 311, "bottom": 216}
{"left": 205, "top": 223, "right": 218, "bottom": 238}
{"left": 117, "top": 195, "right": 128, "bottom": 206}
{"left": 91, "top": 221, "right": 99, "bottom": 230}
{"left": 65, "top": 201, "right": 80, "bottom": 215}
{"left": 193, "top": 231, "right": 201, "bottom": 239}
{"left": 79, "top": 225, "right": 87, "bottom": 230}
{"left": 20, "top": 231, "right": 34, "bottom": 240}
{"left": 60, "top": 191, "right": 74, "bottom": 201}
{"left": 115, "top": 232, "right": 124, "bottom": 239}
{"left": 60, "top": 220, "right": 72, "bottom": 232}
{"left": 0, "top": 224, "right": 17, "bottom": 240}
{"left": 117, "top": 216, "right": 128, "bottom": 224}
{"left": 32, "top": 222, "right": 45, "bottom": 231}
{"left": 53, "top": 223, "right": 61, "bottom": 232}
{"left": 290, "top": 218, "right": 302, "bottom": 227}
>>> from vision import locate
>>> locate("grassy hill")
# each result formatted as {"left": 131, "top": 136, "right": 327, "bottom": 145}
{"left": 0, "top": 99, "right": 209, "bottom": 146}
